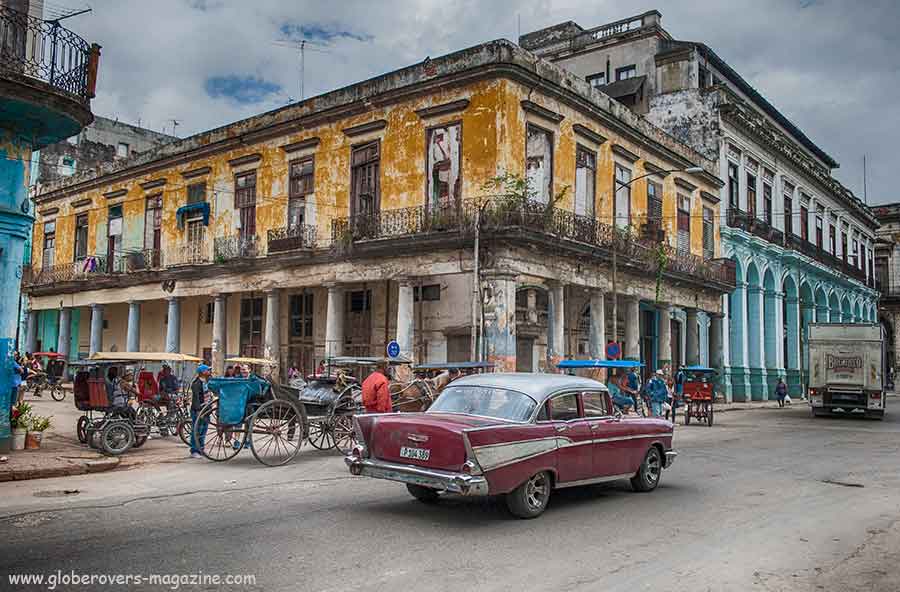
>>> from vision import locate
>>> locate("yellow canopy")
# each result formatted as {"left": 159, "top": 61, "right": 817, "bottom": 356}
{"left": 225, "top": 357, "right": 278, "bottom": 366}
{"left": 90, "top": 351, "right": 203, "bottom": 363}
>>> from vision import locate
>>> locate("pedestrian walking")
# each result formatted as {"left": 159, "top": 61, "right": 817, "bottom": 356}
{"left": 189, "top": 364, "right": 212, "bottom": 458}
{"left": 362, "top": 361, "right": 392, "bottom": 414}
{"left": 646, "top": 369, "right": 669, "bottom": 418}
{"left": 775, "top": 378, "right": 788, "bottom": 408}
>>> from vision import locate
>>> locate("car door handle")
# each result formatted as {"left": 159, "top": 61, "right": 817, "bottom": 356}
{"left": 555, "top": 425, "right": 568, "bottom": 432}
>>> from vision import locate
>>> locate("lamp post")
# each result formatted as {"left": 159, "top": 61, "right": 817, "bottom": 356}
{"left": 610, "top": 166, "right": 704, "bottom": 356}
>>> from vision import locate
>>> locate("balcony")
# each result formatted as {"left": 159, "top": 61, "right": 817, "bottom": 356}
{"left": 725, "top": 208, "right": 784, "bottom": 245}
{"left": 267, "top": 224, "right": 318, "bottom": 254}
{"left": 24, "top": 255, "right": 110, "bottom": 287}
{"left": 332, "top": 200, "right": 736, "bottom": 290}
{"left": 116, "top": 248, "right": 163, "bottom": 272}
{"left": 214, "top": 234, "right": 259, "bottom": 262}
{"left": 168, "top": 240, "right": 210, "bottom": 267}
{"left": 0, "top": 6, "right": 98, "bottom": 104}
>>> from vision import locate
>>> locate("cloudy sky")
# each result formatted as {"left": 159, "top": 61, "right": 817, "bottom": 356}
{"left": 49, "top": 0, "right": 898, "bottom": 203}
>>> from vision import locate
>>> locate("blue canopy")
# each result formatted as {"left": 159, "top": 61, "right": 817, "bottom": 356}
{"left": 681, "top": 365, "right": 717, "bottom": 373}
{"left": 414, "top": 362, "right": 495, "bottom": 370}
{"left": 176, "top": 202, "right": 210, "bottom": 228}
{"left": 557, "top": 359, "right": 644, "bottom": 369}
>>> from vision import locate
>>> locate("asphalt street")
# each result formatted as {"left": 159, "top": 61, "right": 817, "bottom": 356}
{"left": 1, "top": 406, "right": 899, "bottom": 592}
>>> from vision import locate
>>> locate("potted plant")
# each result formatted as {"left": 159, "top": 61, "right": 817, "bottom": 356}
{"left": 25, "top": 415, "right": 51, "bottom": 450}
{"left": 10, "top": 401, "right": 31, "bottom": 450}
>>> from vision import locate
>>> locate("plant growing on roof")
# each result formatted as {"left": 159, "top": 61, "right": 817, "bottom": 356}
{"left": 479, "top": 172, "right": 569, "bottom": 229}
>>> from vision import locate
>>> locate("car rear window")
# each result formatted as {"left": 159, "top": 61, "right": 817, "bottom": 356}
{"left": 428, "top": 385, "right": 537, "bottom": 422}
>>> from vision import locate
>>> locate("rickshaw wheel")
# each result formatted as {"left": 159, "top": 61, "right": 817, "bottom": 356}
{"left": 50, "top": 384, "right": 66, "bottom": 402}
{"left": 176, "top": 417, "right": 191, "bottom": 446}
{"left": 308, "top": 419, "right": 336, "bottom": 450}
{"left": 333, "top": 415, "right": 357, "bottom": 455}
{"left": 197, "top": 401, "right": 245, "bottom": 462}
{"left": 249, "top": 399, "right": 303, "bottom": 466}
{"left": 706, "top": 402, "right": 714, "bottom": 427}
{"left": 76, "top": 416, "right": 88, "bottom": 443}
{"left": 684, "top": 401, "right": 692, "bottom": 425}
{"left": 100, "top": 421, "right": 135, "bottom": 456}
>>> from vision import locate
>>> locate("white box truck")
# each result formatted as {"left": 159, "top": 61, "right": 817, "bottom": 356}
{"left": 807, "top": 323, "right": 885, "bottom": 419}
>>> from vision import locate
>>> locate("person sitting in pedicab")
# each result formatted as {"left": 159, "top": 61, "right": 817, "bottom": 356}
{"left": 113, "top": 368, "right": 140, "bottom": 421}
{"left": 362, "top": 361, "right": 392, "bottom": 414}
{"left": 608, "top": 370, "right": 636, "bottom": 414}
{"left": 157, "top": 363, "right": 179, "bottom": 413}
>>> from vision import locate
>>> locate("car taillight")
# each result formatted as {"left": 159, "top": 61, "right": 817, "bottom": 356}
{"left": 870, "top": 391, "right": 881, "bottom": 399}
{"left": 808, "top": 388, "right": 817, "bottom": 397}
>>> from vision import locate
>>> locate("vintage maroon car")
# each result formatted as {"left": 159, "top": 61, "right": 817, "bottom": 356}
{"left": 346, "top": 373, "right": 676, "bottom": 518}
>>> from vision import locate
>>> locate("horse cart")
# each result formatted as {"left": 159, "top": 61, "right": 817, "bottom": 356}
{"left": 682, "top": 365, "right": 717, "bottom": 426}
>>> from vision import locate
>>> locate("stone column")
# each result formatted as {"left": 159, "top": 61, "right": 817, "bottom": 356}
{"left": 589, "top": 290, "right": 606, "bottom": 359}
{"left": 547, "top": 282, "right": 565, "bottom": 369}
{"left": 785, "top": 296, "right": 800, "bottom": 372}
{"left": 685, "top": 307, "right": 700, "bottom": 366}
{"left": 24, "top": 310, "right": 37, "bottom": 353}
{"left": 801, "top": 302, "right": 815, "bottom": 391}
{"left": 325, "top": 284, "right": 344, "bottom": 359}
{"left": 57, "top": 308, "right": 71, "bottom": 360}
{"left": 396, "top": 279, "right": 415, "bottom": 361}
{"left": 482, "top": 272, "right": 517, "bottom": 372}
{"left": 165, "top": 297, "right": 181, "bottom": 353}
{"left": 264, "top": 289, "right": 281, "bottom": 363}
{"left": 709, "top": 312, "right": 726, "bottom": 402}
{"left": 212, "top": 294, "right": 227, "bottom": 375}
{"left": 89, "top": 303, "right": 104, "bottom": 356}
{"left": 747, "top": 287, "right": 766, "bottom": 399}
{"left": 657, "top": 304, "right": 672, "bottom": 374}
{"left": 623, "top": 297, "right": 640, "bottom": 360}
{"left": 126, "top": 301, "right": 141, "bottom": 352}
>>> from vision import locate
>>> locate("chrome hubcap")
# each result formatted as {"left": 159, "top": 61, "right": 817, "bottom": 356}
{"left": 644, "top": 451, "right": 661, "bottom": 485}
{"left": 525, "top": 473, "right": 549, "bottom": 510}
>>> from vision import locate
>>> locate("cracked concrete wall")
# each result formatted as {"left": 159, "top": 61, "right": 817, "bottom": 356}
{"left": 647, "top": 88, "right": 722, "bottom": 162}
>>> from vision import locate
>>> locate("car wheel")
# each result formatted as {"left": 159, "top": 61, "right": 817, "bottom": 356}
{"left": 631, "top": 447, "right": 663, "bottom": 493}
{"left": 406, "top": 484, "right": 441, "bottom": 503}
{"left": 506, "top": 471, "right": 551, "bottom": 519}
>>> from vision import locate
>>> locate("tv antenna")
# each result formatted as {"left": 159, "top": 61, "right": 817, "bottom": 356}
{"left": 272, "top": 39, "right": 332, "bottom": 101}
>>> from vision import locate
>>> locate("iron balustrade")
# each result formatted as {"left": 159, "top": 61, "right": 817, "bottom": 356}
{"left": 0, "top": 5, "right": 95, "bottom": 102}
{"left": 267, "top": 224, "right": 318, "bottom": 254}
{"left": 117, "top": 248, "right": 163, "bottom": 272}
{"left": 168, "top": 240, "right": 210, "bottom": 267}
{"left": 24, "top": 255, "right": 111, "bottom": 286}
{"left": 332, "top": 200, "right": 736, "bottom": 288}
{"left": 214, "top": 234, "right": 260, "bottom": 261}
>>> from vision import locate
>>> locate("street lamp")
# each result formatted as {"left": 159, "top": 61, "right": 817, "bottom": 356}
{"left": 609, "top": 166, "right": 704, "bottom": 358}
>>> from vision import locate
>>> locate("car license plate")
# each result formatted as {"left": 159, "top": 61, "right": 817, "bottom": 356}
{"left": 400, "top": 446, "right": 430, "bottom": 461}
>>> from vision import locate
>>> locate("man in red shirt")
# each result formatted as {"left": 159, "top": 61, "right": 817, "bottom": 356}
{"left": 361, "top": 362, "right": 392, "bottom": 413}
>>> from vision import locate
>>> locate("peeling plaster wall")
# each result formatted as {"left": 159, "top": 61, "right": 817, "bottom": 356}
{"left": 646, "top": 89, "right": 721, "bottom": 162}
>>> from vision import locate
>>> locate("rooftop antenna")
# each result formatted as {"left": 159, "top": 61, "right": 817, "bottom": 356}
{"left": 517, "top": 13, "right": 521, "bottom": 41}
{"left": 168, "top": 119, "right": 180, "bottom": 137}
{"left": 863, "top": 154, "right": 868, "bottom": 204}
{"left": 272, "top": 39, "right": 333, "bottom": 101}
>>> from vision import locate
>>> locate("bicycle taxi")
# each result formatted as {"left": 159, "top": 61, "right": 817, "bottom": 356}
{"left": 195, "top": 356, "right": 307, "bottom": 466}
{"left": 557, "top": 359, "right": 646, "bottom": 415}
{"left": 25, "top": 352, "right": 67, "bottom": 401}
{"left": 681, "top": 365, "right": 717, "bottom": 426}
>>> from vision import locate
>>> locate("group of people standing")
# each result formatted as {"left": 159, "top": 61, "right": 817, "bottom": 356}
{"left": 608, "top": 366, "right": 687, "bottom": 419}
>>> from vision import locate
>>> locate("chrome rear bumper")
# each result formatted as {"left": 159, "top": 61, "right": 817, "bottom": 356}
{"left": 345, "top": 456, "right": 489, "bottom": 496}
{"left": 664, "top": 450, "right": 677, "bottom": 468}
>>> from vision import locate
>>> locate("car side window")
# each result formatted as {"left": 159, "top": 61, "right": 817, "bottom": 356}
{"left": 536, "top": 402, "right": 549, "bottom": 422}
{"left": 582, "top": 391, "right": 609, "bottom": 418}
{"left": 549, "top": 393, "right": 580, "bottom": 421}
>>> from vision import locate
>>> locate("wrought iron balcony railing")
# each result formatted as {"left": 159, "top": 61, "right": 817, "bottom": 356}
{"left": 332, "top": 199, "right": 736, "bottom": 288}
{"left": 116, "top": 248, "right": 163, "bottom": 272}
{"left": 214, "top": 234, "right": 260, "bottom": 262}
{"left": 267, "top": 224, "right": 318, "bottom": 254}
{"left": 24, "top": 255, "right": 110, "bottom": 286}
{"left": 0, "top": 5, "right": 98, "bottom": 102}
{"left": 168, "top": 239, "right": 210, "bottom": 267}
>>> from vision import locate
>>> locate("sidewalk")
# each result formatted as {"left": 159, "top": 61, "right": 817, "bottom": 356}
{"left": 1, "top": 394, "right": 188, "bottom": 482}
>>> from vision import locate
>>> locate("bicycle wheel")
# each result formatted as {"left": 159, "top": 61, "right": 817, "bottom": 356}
{"left": 197, "top": 401, "right": 245, "bottom": 461}
{"left": 50, "top": 384, "right": 66, "bottom": 401}
{"left": 76, "top": 416, "right": 88, "bottom": 443}
{"left": 250, "top": 400, "right": 303, "bottom": 466}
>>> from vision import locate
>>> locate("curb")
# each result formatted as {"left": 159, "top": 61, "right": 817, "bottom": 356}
{"left": 0, "top": 456, "right": 120, "bottom": 482}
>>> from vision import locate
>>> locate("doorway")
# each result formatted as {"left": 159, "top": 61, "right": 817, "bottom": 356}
{"left": 516, "top": 337, "right": 534, "bottom": 372}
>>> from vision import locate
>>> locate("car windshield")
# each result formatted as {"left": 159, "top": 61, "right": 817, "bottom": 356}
{"left": 427, "top": 385, "right": 537, "bottom": 422}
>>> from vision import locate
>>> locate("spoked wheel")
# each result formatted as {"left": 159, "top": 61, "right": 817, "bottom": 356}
{"left": 197, "top": 402, "right": 245, "bottom": 462}
{"left": 249, "top": 400, "right": 304, "bottom": 466}
{"left": 50, "top": 384, "right": 66, "bottom": 401}
{"left": 333, "top": 415, "right": 357, "bottom": 455}
{"left": 308, "top": 419, "right": 336, "bottom": 450}
{"left": 706, "top": 401, "right": 714, "bottom": 427}
{"left": 684, "top": 400, "right": 692, "bottom": 425}
{"left": 76, "top": 416, "right": 88, "bottom": 443}
{"left": 176, "top": 414, "right": 191, "bottom": 446}
{"left": 100, "top": 421, "right": 135, "bottom": 456}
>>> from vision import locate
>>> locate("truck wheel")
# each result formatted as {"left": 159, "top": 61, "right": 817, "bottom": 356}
{"left": 406, "top": 484, "right": 440, "bottom": 503}
{"left": 631, "top": 447, "right": 662, "bottom": 493}
{"left": 506, "top": 471, "right": 551, "bottom": 519}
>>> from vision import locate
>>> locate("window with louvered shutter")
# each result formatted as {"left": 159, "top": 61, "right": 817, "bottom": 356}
{"left": 677, "top": 195, "right": 691, "bottom": 254}
{"left": 351, "top": 142, "right": 380, "bottom": 215}
{"left": 703, "top": 207, "right": 714, "bottom": 259}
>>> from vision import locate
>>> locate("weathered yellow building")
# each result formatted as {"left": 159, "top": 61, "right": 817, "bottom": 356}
{"left": 24, "top": 40, "right": 733, "bottom": 375}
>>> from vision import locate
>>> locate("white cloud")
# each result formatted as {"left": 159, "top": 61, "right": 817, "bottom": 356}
{"left": 66, "top": 0, "right": 898, "bottom": 202}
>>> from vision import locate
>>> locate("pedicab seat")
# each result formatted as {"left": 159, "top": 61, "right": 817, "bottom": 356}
{"left": 208, "top": 376, "right": 269, "bottom": 425}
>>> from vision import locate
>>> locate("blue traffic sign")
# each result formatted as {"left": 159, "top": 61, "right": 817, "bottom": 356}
{"left": 605, "top": 341, "right": 621, "bottom": 360}
{"left": 386, "top": 340, "right": 401, "bottom": 358}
